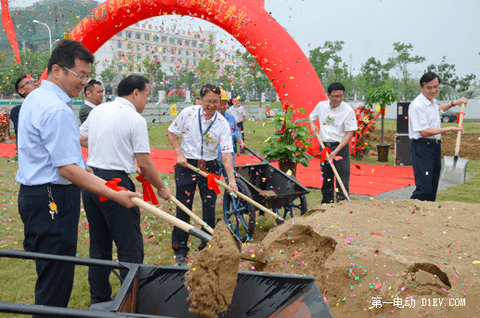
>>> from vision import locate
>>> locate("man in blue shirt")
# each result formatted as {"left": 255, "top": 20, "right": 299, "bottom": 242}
{"left": 16, "top": 40, "right": 139, "bottom": 315}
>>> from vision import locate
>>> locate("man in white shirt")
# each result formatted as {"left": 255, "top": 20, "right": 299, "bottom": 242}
{"left": 167, "top": 84, "right": 236, "bottom": 265}
{"left": 408, "top": 71, "right": 467, "bottom": 201}
{"left": 79, "top": 79, "right": 104, "bottom": 124}
{"left": 80, "top": 75, "right": 171, "bottom": 304}
{"left": 227, "top": 97, "right": 246, "bottom": 137}
{"left": 309, "top": 82, "right": 357, "bottom": 204}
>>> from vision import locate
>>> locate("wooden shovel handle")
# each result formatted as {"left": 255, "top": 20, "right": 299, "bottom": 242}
{"left": 455, "top": 103, "right": 466, "bottom": 156}
{"left": 314, "top": 131, "right": 351, "bottom": 202}
{"left": 94, "top": 175, "right": 212, "bottom": 243}
{"left": 135, "top": 168, "right": 214, "bottom": 235}
{"left": 185, "top": 163, "right": 285, "bottom": 223}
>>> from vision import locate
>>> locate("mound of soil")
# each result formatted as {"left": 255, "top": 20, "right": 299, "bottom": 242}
{"left": 241, "top": 199, "right": 480, "bottom": 317}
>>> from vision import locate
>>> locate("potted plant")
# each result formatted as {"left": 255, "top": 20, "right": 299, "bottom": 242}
{"left": 365, "top": 85, "right": 399, "bottom": 162}
{"left": 259, "top": 103, "right": 313, "bottom": 177}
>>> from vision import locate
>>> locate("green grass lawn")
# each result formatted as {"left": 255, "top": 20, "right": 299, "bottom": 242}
{"left": 1, "top": 119, "right": 479, "bottom": 316}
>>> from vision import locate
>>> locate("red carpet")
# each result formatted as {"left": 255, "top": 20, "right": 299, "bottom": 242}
{"left": 0, "top": 144, "right": 414, "bottom": 196}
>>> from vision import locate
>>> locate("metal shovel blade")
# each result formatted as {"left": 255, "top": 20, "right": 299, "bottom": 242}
{"left": 440, "top": 155, "right": 469, "bottom": 185}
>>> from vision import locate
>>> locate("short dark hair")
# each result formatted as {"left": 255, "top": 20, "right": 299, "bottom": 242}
{"left": 84, "top": 79, "right": 102, "bottom": 95}
{"left": 117, "top": 75, "right": 149, "bottom": 97}
{"left": 420, "top": 71, "right": 441, "bottom": 87}
{"left": 327, "top": 82, "right": 345, "bottom": 94}
{"left": 15, "top": 75, "right": 28, "bottom": 98}
{"left": 47, "top": 40, "right": 94, "bottom": 75}
{"left": 200, "top": 84, "right": 221, "bottom": 98}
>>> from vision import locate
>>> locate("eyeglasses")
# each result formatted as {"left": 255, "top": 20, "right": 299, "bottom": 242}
{"left": 202, "top": 99, "right": 220, "bottom": 105}
{"left": 63, "top": 67, "right": 91, "bottom": 83}
{"left": 20, "top": 80, "right": 37, "bottom": 89}
{"left": 330, "top": 94, "right": 344, "bottom": 99}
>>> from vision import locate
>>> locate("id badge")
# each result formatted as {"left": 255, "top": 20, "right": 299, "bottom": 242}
{"left": 198, "top": 159, "right": 207, "bottom": 171}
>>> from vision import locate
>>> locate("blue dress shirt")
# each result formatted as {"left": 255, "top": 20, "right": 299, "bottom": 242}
{"left": 217, "top": 112, "right": 242, "bottom": 166}
{"left": 16, "top": 80, "right": 86, "bottom": 185}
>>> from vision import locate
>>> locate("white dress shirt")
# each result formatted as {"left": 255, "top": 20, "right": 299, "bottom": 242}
{"left": 168, "top": 105, "right": 233, "bottom": 161}
{"left": 408, "top": 93, "right": 441, "bottom": 140}
{"left": 309, "top": 100, "right": 357, "bottom": 142}
{"left": 227, "top": 106, "right": 246, "bottom": 123}
{"left": 80, "top": 97, "right": 150, "bottom": 173}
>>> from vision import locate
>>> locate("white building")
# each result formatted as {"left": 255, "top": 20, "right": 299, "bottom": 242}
{"left": 95, "top": 22, "right": 239, "bottom": 82}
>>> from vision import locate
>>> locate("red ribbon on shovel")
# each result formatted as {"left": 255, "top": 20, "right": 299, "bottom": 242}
{"left": 457, "top": 112, "right": 465, "bottom": 124}
{"left": 136, "top": 174, "right": 159, "bottom": 205}
{"left": 99, "top": 178, "right": 128, "bottom": 202}
{"left": 320, "top": 147, "right": 332, "bottom": 163}
{"left": 205, "top": 172, "right": 221, "bottom": 195}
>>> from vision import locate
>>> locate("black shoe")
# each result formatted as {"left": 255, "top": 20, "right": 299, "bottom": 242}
{"left": 175, "top": 253, "right": 187, "bottom": 266}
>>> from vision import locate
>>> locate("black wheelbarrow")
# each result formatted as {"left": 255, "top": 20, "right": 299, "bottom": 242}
{"left": 0, "top": 250, "right": 332, "bottom": 317}
{"left": 223, "top": 147, "right": 310, "bottom": 242}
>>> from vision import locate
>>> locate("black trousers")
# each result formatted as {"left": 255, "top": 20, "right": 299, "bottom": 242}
{"left": 18, "top": 183, "right": 80, "bottom": 318}
{"left": 410, "top": 140, "right": 441, "bottom": 201}
{"left": 320, "top": 143, "right": 351, "bottom": 204}
{"left": 82, "top": 168, "right": 143, "bottom": 305}
{"left": 172, "top": 159, "right": 220, "bottom": 254}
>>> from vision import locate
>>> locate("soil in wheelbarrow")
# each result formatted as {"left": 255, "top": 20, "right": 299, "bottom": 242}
{"left": 185, "top": 220, "right": 241, "bottom": 318}
{"left": 375, "top": 131, "right": 480, "bottom": 160}
{"left": 240, "top": 199, "right": 480, "bottom": 317}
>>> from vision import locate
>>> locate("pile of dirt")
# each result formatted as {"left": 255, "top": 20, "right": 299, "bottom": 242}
{"left": 185, "top": 221, "right": 241, "bottom": 318}
{"left": 241, "top": 199, "right": 480, "bottom": 317}
{"left": 373, "top": 131, "right": 480, "bottom": 160}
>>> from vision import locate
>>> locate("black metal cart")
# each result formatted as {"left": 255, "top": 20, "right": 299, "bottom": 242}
{"left": 0, "top": 250, "right": 332, "bottom": 318}
{"left": 223, "top": 147, "right": 310, "bottom": 242}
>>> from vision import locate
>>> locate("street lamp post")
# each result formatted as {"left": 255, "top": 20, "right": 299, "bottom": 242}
{"left": 32, "top": 20, "right": 52, "bottom": 51}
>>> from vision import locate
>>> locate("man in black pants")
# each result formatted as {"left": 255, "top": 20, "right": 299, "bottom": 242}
{"left": 16, "top": 40, "right": 139, "bottom": 317}
{"left": 309, "top": 82, "right": 357, "bottom": 204}
{"left": 80, "top": 75, "right": 171, "bottom": 304}
{"left": 167, "top": 84, "right": 236, "bottom": 265}
{"left": 408, "top": 72, "right": 467, "bottom": 201}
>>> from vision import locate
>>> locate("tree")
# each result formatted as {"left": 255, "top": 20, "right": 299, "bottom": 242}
{"left": 365, "top": 85, "right": 399, "bottom": 145}
{"left": 0, "top": 49, "right": 50, "bottom": 96}
{"left": 387, "top": 42, "right": 426, "bottom": 101}
{"left": 195, "top": 35, "right": 218, "bottom": 85}
{"left": 239, "top": 51, "right": 272, "bottom": 107}
{"left": 425, "top": 56, "right": 457, "bottom": 99}
{"left": 358, "top": 57, "right": 391, "bottom": 95}
{"left": 99, "top": 59, "right": 117, "bottom": 94}
{"left": 309, "top": 40, "right": 345, "bottom": 83}
{"left": 426, "top": 56, "right": 476, "bottom": 99}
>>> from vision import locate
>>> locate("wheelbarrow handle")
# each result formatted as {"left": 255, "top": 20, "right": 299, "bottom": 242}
{"left": 455, "top": 103, "right": 466, "bottom": 157}
{"left": 135, "top": 168, "right": 214, "bottom": 235}
{"left": 94, "top": 175, "right": 212, "bottom": 244}
{"left": 186, "top": 163, "right": 285, "bottom": 223}
{"left": 243, "top": 146, "right": 269, "bottom": 164}
{"left": 314, "top": 131, "right": 351, "bottom": 202}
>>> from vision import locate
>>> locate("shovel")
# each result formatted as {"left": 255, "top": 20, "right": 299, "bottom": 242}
{"left": 439, "top": 103, "right": 468, "bottom": 185}
{"left": 314, "top": 131, "right": 351, "bottom": 201}
{"left": 95, "top": 174, "right": 264, "bottom": 264}
{"left": 185, "top": 163, "right": 285, "bottom": 223}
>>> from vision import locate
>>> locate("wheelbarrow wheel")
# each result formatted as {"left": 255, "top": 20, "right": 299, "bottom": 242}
{"left": 223, "top": 178, "right": 255, "bottom": 242}
{"left": 273, "top": 194, "right": 307, "bottom": 225}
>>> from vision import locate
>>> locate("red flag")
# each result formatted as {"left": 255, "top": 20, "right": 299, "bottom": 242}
{"left": 1, "top": 0, "right": 22, "bottom": 65}
{"left": 266, "top": 106, "right": 271, "bottom": 116}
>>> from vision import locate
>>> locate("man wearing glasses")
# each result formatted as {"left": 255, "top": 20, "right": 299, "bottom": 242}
{"left": 16, "top": 40, "right": 140, "bottom": 316}
{"left": 11, "top": 75, "right": 40, "bottom": 138}
{"left": 167, "top": 84, "right": 236, "bottom": 265}
{"left": 309, "top": 82, "right": 357, "bottom": 204}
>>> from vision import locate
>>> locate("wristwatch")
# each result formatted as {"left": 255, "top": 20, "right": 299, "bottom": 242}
{"left": 451, "top": 101, "right": 454, "bottom": 107}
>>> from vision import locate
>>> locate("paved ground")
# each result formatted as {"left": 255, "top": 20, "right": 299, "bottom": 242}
{"left": 350, "top": 172, "right": 474, "bottom": 200}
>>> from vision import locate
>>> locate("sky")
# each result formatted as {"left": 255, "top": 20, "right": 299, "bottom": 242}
{"left": 9, "top": 0, "right": 480, "bottom": 79}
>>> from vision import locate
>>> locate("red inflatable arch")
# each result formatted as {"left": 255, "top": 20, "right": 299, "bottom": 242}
{"left": 67, "top": 0, "right": 327, "bottom": 150}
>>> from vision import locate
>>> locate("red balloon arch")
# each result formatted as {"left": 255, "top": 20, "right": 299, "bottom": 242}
{"left": 66, "top": 0, "right": 327, "bottom": 150}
